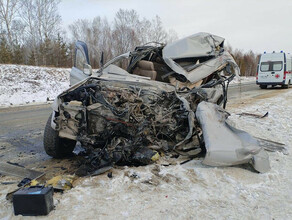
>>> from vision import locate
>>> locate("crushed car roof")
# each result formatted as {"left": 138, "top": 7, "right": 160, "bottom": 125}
{"left": 163, "top": 32, "right": 225, "bottom": 59}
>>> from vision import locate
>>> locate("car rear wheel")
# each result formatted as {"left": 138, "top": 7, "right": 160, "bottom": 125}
{"left": 260, "top": 85, "right": 267, "bottom": 89}
{"left": 43, "top": 114, "right": 76, "bottom": 158}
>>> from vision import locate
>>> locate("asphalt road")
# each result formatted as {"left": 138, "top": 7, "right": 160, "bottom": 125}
{"left": 0, "top": 81, "right": 286, "bottom": 168}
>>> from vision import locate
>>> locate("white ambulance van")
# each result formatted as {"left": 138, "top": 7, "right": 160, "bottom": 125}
{"left": 257, "top": 51, "right": 292, "bottom": 89}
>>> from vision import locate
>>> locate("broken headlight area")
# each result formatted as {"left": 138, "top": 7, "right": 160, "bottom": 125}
{"left": 56, "top": 78, "right": 209, "bottom": 175}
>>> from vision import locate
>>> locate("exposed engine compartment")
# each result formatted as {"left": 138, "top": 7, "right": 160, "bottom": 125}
{"left": 54, "top": 73, "right": 233, "bottom": 175}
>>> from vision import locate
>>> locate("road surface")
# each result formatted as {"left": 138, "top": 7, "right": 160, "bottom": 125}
{"left": 0, "top": 82, "right": 288, "bottom": 170}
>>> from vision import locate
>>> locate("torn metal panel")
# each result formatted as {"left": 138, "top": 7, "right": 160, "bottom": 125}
{"left": 163, "top": 32, "right": 225, "bottom": 59}
{"left": 238, "top": 112, "right": 269, "bottom": 118}
{"left": 163, "top": 50, "right": 240, "bottom": 83}
{"left": 255, "top": 137, "right": 289, "bottom": 155}
{"left": 162, "top": 32, "right": 240, "bottom": 84}
{"left": 196, "top": 101, "right": 270, "bottom": 173}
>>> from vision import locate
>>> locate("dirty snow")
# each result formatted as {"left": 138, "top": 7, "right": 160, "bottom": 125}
{"left": 230, "top": 76, "right": 256, "bottom": 85}
{"left": 1, "top": 89, "right": 291, "bottom": 219}
{"left": 0, "top": 64, "right": 291, "bottom": 219}
{"left": 0, "top": 64, "right": 70, "bottom": 107}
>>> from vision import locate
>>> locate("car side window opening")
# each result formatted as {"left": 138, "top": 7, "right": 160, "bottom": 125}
{"left": 75, "top": 49, "right": 86, "bottom": 70}
{"left": 260, "top": 61, "right": 283, "bottom": 72}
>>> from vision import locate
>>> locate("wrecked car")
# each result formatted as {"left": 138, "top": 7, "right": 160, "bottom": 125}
{"left": 43, "top": 32, "right": 270, "bottom": 175}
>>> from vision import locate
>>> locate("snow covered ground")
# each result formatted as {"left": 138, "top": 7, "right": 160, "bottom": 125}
{"left": 230, "top": 75, "right": 256, "bottom": 85}
{"left": 0, "top": 64, "right": 70, "bottom": 107}
{"left": 0, "top": 64, "right": 256, "bottom": 107}
{"left": 47, "top": 89, "right": 292, "bottom": 219}
{"left": 0, "top": 64, "right": 291, "bottom": 219}
{"left": 1, "top": 88, "right": 291, "bottom": 219}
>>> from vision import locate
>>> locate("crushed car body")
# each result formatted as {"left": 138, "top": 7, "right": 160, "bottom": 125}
{"left": 44, "top": 32, "right": 270, "bottom": 175}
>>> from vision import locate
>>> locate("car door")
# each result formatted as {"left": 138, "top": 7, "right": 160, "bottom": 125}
{"left": 70, "top": 41, "right": 91, "bottom": 86}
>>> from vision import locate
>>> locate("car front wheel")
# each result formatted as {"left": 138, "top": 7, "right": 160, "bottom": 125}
{"left": 43, "top": 114, "right": 76, "bottom": 158}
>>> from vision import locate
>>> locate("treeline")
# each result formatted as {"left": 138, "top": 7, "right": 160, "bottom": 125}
{"left": 68, "top": 11, "right": 177, "bottom": 68}
{"left": 0, "top": 0, "right": 177, "bottom": 68}
{"left": 0, "top": 0, "right": 259, "bottom": 76}
{"left": 0, "top": 0, "right": 72, "bottom": 67}
{"left": 227, "top": 46, "right": 260, "bottom": 77}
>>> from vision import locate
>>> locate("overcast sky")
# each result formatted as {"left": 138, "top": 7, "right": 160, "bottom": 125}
{"left": 59, "top": 0, "right": 292, "bottom": 54}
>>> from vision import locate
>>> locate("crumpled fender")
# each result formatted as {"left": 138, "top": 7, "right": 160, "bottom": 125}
{"left": 196, "top": 101, "right": 270, "bottom": 173}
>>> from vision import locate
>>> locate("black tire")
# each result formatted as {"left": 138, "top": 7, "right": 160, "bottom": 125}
{"left": 260, "top": 85, "right": 267, "bottom": 89}
{"left": 282, "top": 84, "right": 288, "bottom": 89}
{"left": 43, "top": 114, "right": 76, "bottom": 158}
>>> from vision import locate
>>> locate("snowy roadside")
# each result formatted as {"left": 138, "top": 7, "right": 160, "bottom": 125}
{"left": 50, "top": 89, "right": 291, "bottom": 219}
{"left": 0, "top": 64, "right": 70, "bottom": 107}
{"left": 229, "top": 76, "right": 256, "bottom": 85}
{"left": 0, "top": 64, "right": 256, "bottom": 107}
{"left": 1, "top": 90, "right": 291, "bottom": 219}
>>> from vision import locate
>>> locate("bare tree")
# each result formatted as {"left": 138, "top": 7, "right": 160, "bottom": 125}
{"left": 20, "top": 0, "right": 61, "bottom": 65}
{"left": 0, "top": 0, "right": 20, "bottom": 46}
{"left": 20, "top": 0, "right": 39, "bottom": 64}
{"left": 148, "top": 16, "right": 168, "bottom": 43}
{"left": 227, "top": 46, "right": 260, "bottom": 77}
{"left": 68, "top": 9, "right": 178, "bottom": 68}
{"left": 166, "top": 29, "right": 178, "bottom": 43}
{"left": 112, "top": 9, "right": 141, "bottom": 56}
{"left": 69, "top": 17, "right": 114, "bottom": 68}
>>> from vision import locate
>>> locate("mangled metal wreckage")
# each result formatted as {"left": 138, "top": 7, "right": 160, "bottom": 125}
{"left": 44, "top": 33, "right": 270, "bottom": 175}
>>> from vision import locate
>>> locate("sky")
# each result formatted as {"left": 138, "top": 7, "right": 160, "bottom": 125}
{"left": 59, "top": 0, "right": 292, "bottom": 54}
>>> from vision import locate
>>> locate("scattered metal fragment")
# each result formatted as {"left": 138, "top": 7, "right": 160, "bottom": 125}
{"left": 238, "top": 112, "right": 269, "bottom": 118}
{"left": 255, "top": 137, "right": 289, "bottom": 155}
{"left": 17, "top": 178, "right": 32, "bottom": 187}
{"left": 7, "top": 161, "right": 25, "bottom": 168}
{"left": 89, "top": 166, "right": 112, "bottom": 177}
{"left": 107, "top": 172, "right": 113, "bottom": 178}
{"left": 0, "top": 162, "right": 43, "bottom": 179}
{"left": 1, "top": 181, "right": 18, "bottom": 185}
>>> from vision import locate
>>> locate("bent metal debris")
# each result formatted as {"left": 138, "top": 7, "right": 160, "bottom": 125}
{"left": 44, "top": 33, "right": 271, "bottom": 176}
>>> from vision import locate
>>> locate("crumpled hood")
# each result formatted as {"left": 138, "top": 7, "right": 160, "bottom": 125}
{"left": 163, "top": 32, "right": 225, "bottom": 59}
{"left": 162, "top": 32, "right": 240, "bottom": 83}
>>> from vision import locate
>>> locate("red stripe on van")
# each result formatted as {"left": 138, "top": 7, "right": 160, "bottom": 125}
{"left": 283, "top": 71, "right": 292, "bottom": 79}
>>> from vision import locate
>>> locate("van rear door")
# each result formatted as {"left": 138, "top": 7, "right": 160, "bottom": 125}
{"left": 258, "top": 53, "right": 284, "bottom": 84}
